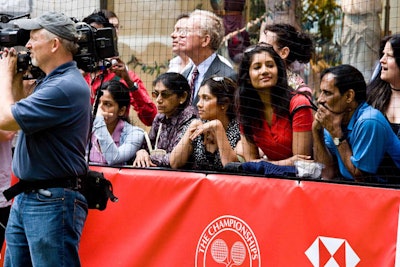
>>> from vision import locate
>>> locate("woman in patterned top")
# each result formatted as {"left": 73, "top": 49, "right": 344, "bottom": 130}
{"left": 170, "top": 76, "right": 240, "bottom": 171}
{"left": 133, "top": 72, "right": 197, "bottom": 167}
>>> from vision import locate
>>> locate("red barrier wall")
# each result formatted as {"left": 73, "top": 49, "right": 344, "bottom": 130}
{"left": 79, "top": 167, "right": 400, "bottom": 267}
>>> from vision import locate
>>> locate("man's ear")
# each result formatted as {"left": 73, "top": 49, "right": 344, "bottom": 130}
{"left": 201, "top": 34, "right": 211, "bottom": 48}
{"left": 51, "top": 37, "right": 61, "bottom": 52}
{"left": 278, "top": 46, "right": 290, "bottom": 60}
{"left": 345, "top": 89, "right": 356, "bottom": 103}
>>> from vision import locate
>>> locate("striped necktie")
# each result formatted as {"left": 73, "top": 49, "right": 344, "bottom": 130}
{"left": 189, "top": 67, "right": 199, "bottom": 103}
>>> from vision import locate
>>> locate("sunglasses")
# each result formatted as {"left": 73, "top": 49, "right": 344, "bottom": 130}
{"left": 209, "top": 76, "right": 236, "bottom": 94}
{"left": 152, "top": 90, "right": 175, "bottom": 99}
{"left": 211, "top": 76, "right": 235, "bottom": 83}
{"left": 211, "top": 76, "right": 225, "bottom": 82}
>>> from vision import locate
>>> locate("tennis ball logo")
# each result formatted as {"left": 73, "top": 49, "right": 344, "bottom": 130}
{"left": 195, "top": 215, "right": 261, "bottom": 267}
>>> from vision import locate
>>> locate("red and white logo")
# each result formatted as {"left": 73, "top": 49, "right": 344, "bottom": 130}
{"left": 195, "top": 215, "right": 261, "bottom": 267}
{"left": 305, "top": 236, "right": 360, "bottom": 267}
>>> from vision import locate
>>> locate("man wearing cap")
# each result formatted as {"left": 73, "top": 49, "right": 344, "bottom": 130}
{"left": 0, "top": 11, "right": 91, "bottom": 266}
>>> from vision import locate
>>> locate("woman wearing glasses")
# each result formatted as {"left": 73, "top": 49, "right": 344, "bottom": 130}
{"left": 170, "top": 76, "right": 240, "bottom": 170}
{"left": 237, "top": 44, "right": 314, "bottom": 165}
{"left": 133, "top": 72, "right": 198, "bottom": 167}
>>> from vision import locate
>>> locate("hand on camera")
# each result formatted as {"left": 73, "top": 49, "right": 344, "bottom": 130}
{"left": 0, "top": 48, "right": 18, "bottom": 74}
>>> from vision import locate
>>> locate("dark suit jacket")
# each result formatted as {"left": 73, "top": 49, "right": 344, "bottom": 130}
{"left": 182, "top": 55, "right": 237, "bottom": 106}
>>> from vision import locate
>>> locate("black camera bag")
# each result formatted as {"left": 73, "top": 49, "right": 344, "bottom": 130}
{"left": 80, "top": 170, "right": 118, "bottom": 211}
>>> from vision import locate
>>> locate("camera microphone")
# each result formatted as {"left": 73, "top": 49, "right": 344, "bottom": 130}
{"left": 129, "top": 82, "right": 138, "bottom": 92}
{"left": 16, "top": 29, "right": 30, "bottom": 46}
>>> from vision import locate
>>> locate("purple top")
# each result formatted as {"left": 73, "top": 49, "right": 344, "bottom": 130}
{"left": 147, "top": 106, "right": 198, "bottom": 167}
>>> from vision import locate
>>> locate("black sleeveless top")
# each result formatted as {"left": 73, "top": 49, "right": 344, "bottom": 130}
{"left": 373, "top": 122, "right": 400, "bottom": 184}
{"left": 390, "top": 122, "right": 400, "bottom": 139}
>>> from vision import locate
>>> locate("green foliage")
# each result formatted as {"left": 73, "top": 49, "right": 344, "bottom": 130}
{"left": 302, "top": 0, "right": 342, "bottom": 66}
{"left": 302, "top": 0, "right": 341, "bottom": 44}
{"left": 249, "top": 0, "right": 266, "bottom": 20}
{"left": 247, "top": 0, "right": 267, "bottom": 44}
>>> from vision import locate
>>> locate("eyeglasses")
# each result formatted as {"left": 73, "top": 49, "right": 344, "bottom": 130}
{"left": 244, "top": 42, "right": 273, "bottom": 54}
{"left": 176, "top": 28, "right": 188, "bottom": 37}
{"left": 174, "top": 27, "right": 203, "bottom": 37}
{"left": 152, "top": 90, "right": 175, "bottom": 99}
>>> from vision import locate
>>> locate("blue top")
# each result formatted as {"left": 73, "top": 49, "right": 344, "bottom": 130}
{"left": 11, "top": 61, "right": 91, "bottom": 181}
{"left": 325, "top": 102, "right": 400, "bottom": 181}
{"left": 89, "top": 116, "right": 144, "bottom": 165}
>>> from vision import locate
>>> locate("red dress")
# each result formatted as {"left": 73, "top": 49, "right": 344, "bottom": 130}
{"left": 251, "top": 94, "right": 313, "bottom": 160}
{"left": 84, "top": 70, "right": 157, "bottom": 126}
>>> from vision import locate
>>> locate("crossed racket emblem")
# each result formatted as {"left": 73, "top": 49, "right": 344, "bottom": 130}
{"left": 211, "top": 239, "right": 246, "bottom": 266}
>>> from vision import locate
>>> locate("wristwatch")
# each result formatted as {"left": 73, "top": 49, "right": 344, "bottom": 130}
{"left": 333, "top": 136, "right": 346, "bottom": 146}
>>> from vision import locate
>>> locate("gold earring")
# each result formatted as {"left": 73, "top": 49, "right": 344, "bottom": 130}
{"left": 180, "top": 101, "right": 183, "bottom": 104}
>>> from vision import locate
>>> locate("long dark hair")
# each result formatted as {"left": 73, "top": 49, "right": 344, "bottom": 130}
{"left": 237, "top": 43, "right": 291, "bottom": 143}
{"left": 367, "top": 34, "right": 400, "bottom": 113}
{"left": 264, "top": 23, "right": 314, "bottom": 65}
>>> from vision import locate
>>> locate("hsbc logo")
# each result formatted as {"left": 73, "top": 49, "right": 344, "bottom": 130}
{"left": 305, "top": 236, "right": 360, "bottom": 267}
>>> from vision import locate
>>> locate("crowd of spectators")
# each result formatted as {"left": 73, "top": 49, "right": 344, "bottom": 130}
{"left": 66, "top": 9, "right": 400, "bottom": 182}
{"left": 2, "top": 6, "right": 400, "bottom": 266}
{"left": 2, "top": 9, "right": 400, "bottom": 224}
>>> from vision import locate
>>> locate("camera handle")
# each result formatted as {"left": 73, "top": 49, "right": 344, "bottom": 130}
{"left": 0, "top": 13, "right": 30, "bottom": 23}
{"left": 87, "top": 70, "right": 106, "bottom": 163}
{"left": 92, "top": 72, "right": 104, "bottom": 119}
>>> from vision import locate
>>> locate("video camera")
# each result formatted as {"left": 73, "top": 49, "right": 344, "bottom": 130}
{"left": 0, "top": 13, "right": 42, "bottom": 78}
{"left": 0, "top": 27, "right": 39, "bottom": 77}
{"left": 74, "top": 22, "right": 119, "bottom": 73}
{"left": 0, "top": 14, "right": 118, "bottom": 76}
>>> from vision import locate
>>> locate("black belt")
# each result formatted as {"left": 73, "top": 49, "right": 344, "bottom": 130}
{"left": 3, "top": 177, "right": 83, "bottom": 201}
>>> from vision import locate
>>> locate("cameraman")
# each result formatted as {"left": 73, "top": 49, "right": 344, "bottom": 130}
{"left": 0, "top": 11, "right": 90, "bottom": 266}
{"left": 83, "top": 11, "right": 157, "bottom": 126}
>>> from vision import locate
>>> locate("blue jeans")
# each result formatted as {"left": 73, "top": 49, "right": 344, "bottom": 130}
{"left": 4, "top": 188, "right": 88, "bottom": 267}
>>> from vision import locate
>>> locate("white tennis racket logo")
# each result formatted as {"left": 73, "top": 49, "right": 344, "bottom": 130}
{"left": 211, "top": 239, "right": 246, "bottom": 266}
